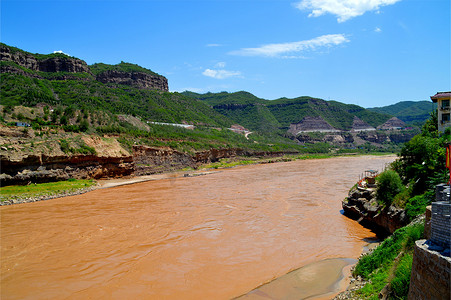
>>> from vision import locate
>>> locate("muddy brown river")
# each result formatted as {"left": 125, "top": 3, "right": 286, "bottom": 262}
{"left": 1, "top": 156, "right": 394, "bottom": 299}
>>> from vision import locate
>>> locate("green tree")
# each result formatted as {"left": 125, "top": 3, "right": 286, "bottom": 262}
{"left": 393, "top": 135, "right": 445, "bottom": 195}
{"left": 376, "top": 170, "right": 404, "bottom": 206}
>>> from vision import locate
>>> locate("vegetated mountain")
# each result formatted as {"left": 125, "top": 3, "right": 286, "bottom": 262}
{"left": 184, "top": 91, "right": 282, "bottom": 135}
{"left": 368, "top": 101, "right": 436, "bottom": 125}
{"left": 183, "top": 91, "right": 393, "bottom": 133}
{"left": 0, "top": 43, "right": 423, "bottom": 159}
{"left": 1, "top": 43, "right": 307, "bottom": 156}
{"left": 0, "top": 43, "right": 233, "bottom": 128}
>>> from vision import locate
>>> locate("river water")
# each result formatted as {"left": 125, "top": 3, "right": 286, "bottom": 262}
{"left": 1, "top": 156, "right": 394, "bottom": 300}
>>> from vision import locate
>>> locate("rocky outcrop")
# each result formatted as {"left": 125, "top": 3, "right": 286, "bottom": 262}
{"left": 351, "top": 116, "right": 375, "bottom": 132}
{"left": 0, "top": 44, "right": 169, "bottom": 91}
{"left": 295, "top": 132, "right": 354, "bottom": 144}
{"left": 0, "top": 44, "right": 39, "bottom": 70}
{"left": 96, "top": 70, "right": 168, "bottom": 91}
{"left": 289, "top": 116, "right": 340, "bottom": 134}
{"left": 133, "top": 145, "right": 296, "bottom": 176}
{"left": 0, "top": 44, "right": 91, "bottom": 74}
{"left": 342, "top": 185, "right": 409, "bottom": 235}
{"left": 0, "top": 153, "right": 134, "bottom": 186}
{"left": 133, "top": 146, "right": 196, "bottom": 175}
{"left": 38, "top": 57, "right": 91, "bottom": 73}
{"left": 377, "top": 117, "right": 406, "bottom": 130}
{"left": 133, "top": 146, "right": 249, "bottom": 175}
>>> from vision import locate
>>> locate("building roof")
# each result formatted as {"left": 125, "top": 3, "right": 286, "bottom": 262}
{"left": 431, "top": 92, "right": 451, "bottom": 102}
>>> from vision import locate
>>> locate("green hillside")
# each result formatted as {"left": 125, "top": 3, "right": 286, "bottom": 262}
{"left": 0, "top": 73, "right": 233, "bottom": 128}
{"left": 368, "top": 101, "right": 436, "bottom": 125}
{"left": 184, "top": 91, "right": 281, "bottom": 134}
{"left": 185, "top": 91, "right": 393, "bottom": 132}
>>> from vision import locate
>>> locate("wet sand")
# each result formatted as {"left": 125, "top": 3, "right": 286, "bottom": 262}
{"left": 236, "top": 258, "right": 356, "bottom": 300}
{"left": 1, "top": 155, "right": 395, "bottom": 300}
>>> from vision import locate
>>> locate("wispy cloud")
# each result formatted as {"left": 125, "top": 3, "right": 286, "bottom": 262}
{"left": 53, "top": 50, "right": 70, "bottom": 56}
{"left": 202, "top": 68, "right": 241, "bottom": 79}
{"left": 294, "top": 0, "right": 402, "bottom": 22}
{"left": 375, "top": 27, "right": 382, "bottom": 33}
{"left": 229, "top": 34, "right": 349, "bottom": 58}
{"left": 206, "top": 43, "right": 222, "bottom": 47}
{"left": 215, "top": 62, "right": 226, "bottom": 68}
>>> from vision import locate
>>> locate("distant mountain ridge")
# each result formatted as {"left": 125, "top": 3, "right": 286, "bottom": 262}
{"left": 368, "top": 101, "right": 435, "bottom": 125}
{"left": 0, "top": 43, "right": 427, "bottom": 155}
{"left": 183, "top": 91, "right": 395, "bottom": 134}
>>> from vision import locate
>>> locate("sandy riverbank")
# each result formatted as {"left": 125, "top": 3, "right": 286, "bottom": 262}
{"left": 235, "top": 258, "right": 356, "bottom": 300}
{"left": 96, "top": 169, "right": 220, "bottom": 189}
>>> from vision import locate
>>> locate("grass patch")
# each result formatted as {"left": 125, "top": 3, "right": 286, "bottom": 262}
{"left": 0, "top": 179, "right": 97, "bottom": 202}
{"left": 352, "top": 222, "right": 424, "bottom": 299}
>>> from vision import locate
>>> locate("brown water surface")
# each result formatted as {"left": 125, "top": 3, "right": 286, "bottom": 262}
{"left": 1, "top": 156, "right": 394, "bottom": 299}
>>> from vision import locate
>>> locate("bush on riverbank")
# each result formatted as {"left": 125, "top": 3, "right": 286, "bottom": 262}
{"left": 376, "top": 170, "right": 404, "bottom": 206}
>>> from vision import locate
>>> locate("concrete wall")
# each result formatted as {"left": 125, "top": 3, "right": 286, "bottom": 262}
{"left": 408, "top": 240, "right": 451, "bottom": 300}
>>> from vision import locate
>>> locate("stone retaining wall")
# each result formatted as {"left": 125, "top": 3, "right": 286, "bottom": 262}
{"left": 431, "top": 202, "right": 451, "bottom": 248}
{"left": 407, "top": 240, "right": 450, "bottom": 300}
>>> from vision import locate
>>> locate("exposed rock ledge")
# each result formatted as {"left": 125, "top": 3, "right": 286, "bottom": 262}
{"left": 342, "top": 185, "right": 409, "bottom": 235}
{"left": 0, "top": 154, "right": 134, "bottom": 186}
{"left": 1, "top": 141, "right": 297, "bottom": 186}
{"left": 96, "top": 70, "right": 168, "bottom": 91}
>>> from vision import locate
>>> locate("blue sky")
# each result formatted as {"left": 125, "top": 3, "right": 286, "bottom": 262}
{"left": 1, "top": 0, "right": 450, "bottom": 107}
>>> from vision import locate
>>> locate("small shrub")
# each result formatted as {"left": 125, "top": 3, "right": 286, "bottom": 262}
{"left": 376, "top": 170, "right": 404, "bottom": 206}
{"left": 59, "top": 139, "right": 71, "bottom": 153}
{"left": 405, "top": 195, "right": 429, "bottom": 221}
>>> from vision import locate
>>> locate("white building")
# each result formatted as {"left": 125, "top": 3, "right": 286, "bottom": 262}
{"left": 431, "top": 92, "right": 451, "bottom": 132}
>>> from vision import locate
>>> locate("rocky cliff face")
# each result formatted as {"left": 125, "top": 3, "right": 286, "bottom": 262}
{"left": 1, "top": 44, "right": 169, "bottom": 91}
{"left": 96, "top": 70, "right": 168, "bottom": 91}
{"left": 0, "top": 128, "right": 134, "bottom": 186}
{"left": 0, "top": 154, "right": 134, "bottom": 186}
{"left": 132, "top": 145, "right": 295, "bottom": 176}
{"left": 0, "top": 44, "right": 91, "bottom": 74}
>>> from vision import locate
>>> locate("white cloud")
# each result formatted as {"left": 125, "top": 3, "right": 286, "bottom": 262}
{"left": 230, "top": 34, "right": 349, "bottom": 57}
{"left": 202, "top": 68, "right": 242, "bottom": 79}
{"left": 294, "top": 0, "right": 402, "bottom": 22}
{"left": 375, "top": 27, "right": 382, "bottom": 32}
{"left": 53, "top": 50, "right": 70, "bottom": 56}
{"left": 206, "top": 43, "right": 222, "bottom": 47}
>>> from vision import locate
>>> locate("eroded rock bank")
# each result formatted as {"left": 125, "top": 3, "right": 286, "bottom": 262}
{"left": 0, "top": 127, "right": 298, "bottom": 186}
{"left": 342, "top": 182, "right": 409, "bottom": 235}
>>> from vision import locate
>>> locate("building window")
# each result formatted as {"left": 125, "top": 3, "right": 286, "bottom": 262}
{"left": 442, "top": 113, "right": 450, "bottom": 123}
{"left": 442, "top": 99, "right": 450, "bottom": 110}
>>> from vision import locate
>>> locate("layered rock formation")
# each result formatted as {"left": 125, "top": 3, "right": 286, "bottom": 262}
{"left": 0, "top": 43, "right": 169, "bottom": 91}
{"left": 0, "top": 128, "right": 134, "bottom": 186}
{"left": 377, "top": 117, "right": 406, "bottom": 130}
{"left": 0, "top": 44, "right": 91, "bottom": 74}
{"left": 288, "top": 116, "right": 340, "bottom": 134}
{"left": 351, "top": 116, "right": 375, "bottom": 132}
{"left": 96, "top": 70, "right": 168, "bottom": 91}
{"left": 0, "top": 154, "right": 134, "bottom": 186}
